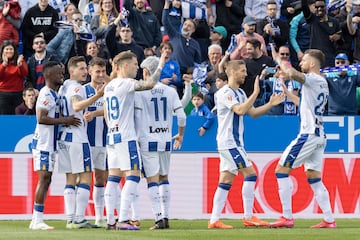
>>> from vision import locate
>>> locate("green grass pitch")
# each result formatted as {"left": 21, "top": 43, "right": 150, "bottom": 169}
{"left": 1, "top": 219, "right": 359, "bottom": 240}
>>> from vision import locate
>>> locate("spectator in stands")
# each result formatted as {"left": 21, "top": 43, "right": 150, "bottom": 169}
{"left": 63, "top": 3, "right": 78, "bottom": 22}
{"left": 21, "top": 0, "right": 59, "bottom": 59}
{"left": 49, "top": 0, "right": 71, "bottom": 21}
{"left": 0, "top": 0, "right": 22, "bottom": 46}
{"left": 90, "top": 0, "right": 118, "bottom": 36}
{"left": 46, "top": 11, "right": 88, "bottom": 65}
{"left": 289, "top": 0, "right": 315, "bottom": 68}
{"left": 190, "top": 91, "right": 215, "bottom": 136}
{"left": 245, "top": 0, "right": 281, "bottom": 21}
{"left": 82, "top": 0, "right": 100, "bottom": 24}
{"left": 159, "top": 41, "right": 182, "bottom": 89}
{"left": 26, "top": 34, "right": 59, "bottom": 90}
{"left": 15, "top": 87, "right": 37, "bottom": 115}
{"left": 144, "top": 47, "right": 156, "bottom": 58}
{"left": 19, "top": 0, "right": 38, "bottom": 18}
{"left": 105, "top": 14, "right": 144, "bottom": 79}
{"left": 204, "top": 44, "right": 223, "bottom": 110}
{"left": 324, "top": 53, "right": 360, "bottom": 115}
{"left": 123, "top": 0, "right": 162, "bottom": 49}
{"left": 148, "top": 0, "right": 164, "bottom": 25}
{"left": 85, "top": 41, "right": 111, "bottom": 79}
{"left": 211, "top": 71, "right": 228, "bottom": 114}
{"left": 243, "top": 39, "right": 275, "bottom": 106}
{"left": 256, "top": 1, "right": 289, "bottom": 56}
{"left": 209, "top": 26, "right": 228, "bottom": 54}
{"left": 166, "top": 0, "right": 182, "bottom": 34}
{"left": 301, "top": 0, "right": 342, "bottom": 67}
{"left": 230, "top": 16, "right": 267, "bottom": 60}
{"left": 346, "top": 0, "right": 360, "bottom": 64}
{"left": 281, "top": 0, "right": 303, "bottom": 22}
{"left": 0, "top": 40, "right": 28, "bottom": 114}
{"left": 162, "top": 1, "right": 201, "bottom": 74}
{"left": 181, "top": 0, "right": 214, "bottom": 62}
{"left": 215, "top": 0, "right": 245, "bottom": 49}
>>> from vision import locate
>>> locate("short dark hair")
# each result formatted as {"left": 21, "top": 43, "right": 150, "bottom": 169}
{"left": 89, "top": 57, "right": 106, "bottom": 67}
{"left": 246, "top": 39, "right": 261, "bottom": 49}
{"left": 267, "top": 0, "right": 277, "bottom": 6}
{"left": 67, "top": 56, "right": 86, "bottom": 70}
{"left": 192, "top": 91, "right": 204, "bottom": 100}
{"left": 216, "top": 72, "right": 228, "bottom": 82}
{"left": 159, "top": 41, "right": 173, "bottom": 52}
{"left": 23, "top": 87, "right": 35, "bottom": 96}
{"left": 225, "top": 60, "right": 246, "bottom": 76}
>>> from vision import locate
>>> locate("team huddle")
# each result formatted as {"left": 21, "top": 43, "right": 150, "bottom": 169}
{"left": 29, "top": 48, "right": 336, "bottom": 231}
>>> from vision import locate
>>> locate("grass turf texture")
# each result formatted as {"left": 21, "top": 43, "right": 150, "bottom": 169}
{"left": 1, "top": 219, "right": 359, "bottom": 240}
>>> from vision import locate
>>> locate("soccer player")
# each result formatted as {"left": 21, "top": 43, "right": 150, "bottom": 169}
{"left": 270, "top": 49, "right": 336, "bottom": 228}
{"left": 83, "top": 57, "right": 109, "bottom": 227}
{"left": 30, "top": 61, "right": 81, "bottom": 230}
{"left": 208, "top": 60, "right": 284, "bottom": 229}
{"left": 135, "top": 56, "right": 186, "bottom": 230}
{"left": 103, "top": 51, "right": 165, "bottom": 230}
{"left": 58, "top": 56, "right": 105, "bottom": 229}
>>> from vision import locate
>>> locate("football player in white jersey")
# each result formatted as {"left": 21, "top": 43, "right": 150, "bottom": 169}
{"left": 103, "top": 51, "right": 165, "bottom": 230}
{"left": 83, "top": 57, "right": 109, "bottom": 227}
{"left": 58, "top": 56, "right": 106, "bottom": 229}
{"left": 270, "top": 49, "right": 336, "bottom": 229}
{"left": 135, "top": 56, "right": 186, "bottom": 230}
{"left": 30, "top": 61, "right": 82, "bottom": 230}
{"left": 208, "top": 60, "right": 284, "bottom": 229}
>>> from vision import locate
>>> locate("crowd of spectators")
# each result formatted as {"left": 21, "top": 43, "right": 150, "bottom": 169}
{"left": 1, "top": 0, "right": 360, "bottom": 115}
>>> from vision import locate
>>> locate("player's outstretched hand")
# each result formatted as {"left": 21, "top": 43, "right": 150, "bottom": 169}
{"left": 96, "top": 82, "right": 107, "bottom": 97}
{"left": 253, "top": 75, "right": 260, "bottom": 96}
{"left": 65, "top": 115, "right": 82, "bottom": 127}
{"left": 269, "top": 92, "right": 285, "bottom": 106}
{"left": 83, "top": 111, "right": 94, "bottom": 122}
{"left": 172, "top": 134, "right": 183, "bottom": 150}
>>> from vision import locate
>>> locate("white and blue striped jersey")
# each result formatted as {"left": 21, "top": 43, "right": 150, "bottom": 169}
{"left": 32, "top": 86, "right": 61, "bottom": 152}
{"left": 104, "top": 77, "right": 137, "bottom": 145}
{"left": 299, "top": 73, "right": 329, "bottom": 136}
{"left": 181, "top": 0, "right": 207, "bottom": 20}
{"left": 216, "top": 85, "right": 247, "bottom": 150}
{"left": 134, "top": 83, "right": 185, "bottom": 152}
{"left": 84, "top": 83, "right": 107, "bottom": 147}
{"left": 58, "top": 79, "right": 88, "bottom": 143}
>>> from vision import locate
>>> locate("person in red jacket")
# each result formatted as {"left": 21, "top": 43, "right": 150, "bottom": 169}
{"left": 0, "top": 40, "right": 29, "bottom": 114}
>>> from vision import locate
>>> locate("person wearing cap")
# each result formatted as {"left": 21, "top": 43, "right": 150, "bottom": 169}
{"left": 210, "top": 26, "right": 228, "bottom": 53}
{"left": 134, "top": 54, "right": 186, "bottom": 230}
{"left": 324, "top": 52, "right": 360, "bottom": 115}
{"left": 256, "top": 0, "right": 289, "bottom": 56}
{"left": 105, "top": 14, "right": 145, "bottom": 80}
{"left": 230, "top": 16, "right": 267, "bottom": 61}
{"left": 346, "top": 0, "right": 360, "bottom": 63}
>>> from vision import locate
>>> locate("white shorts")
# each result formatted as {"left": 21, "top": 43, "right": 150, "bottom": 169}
{"left": 91, "top": 146, "right": 107, "bottom": 171}
{"left": 58, "top": 140, "right": 92, "bottom": 174}
{"left": 279, "top": 134, "right": 326, "bottom": 172}
{"left": 141, "top": 151, "right": 171, "bottom": 178}
{"left": 106, "top": 140, "right": 141, "bottom": 171}
{"left": 32, "top": 149, "right": 57, "bottom": 172}
{"left": 219, "top": 147, "right": 252, "bottom": 175}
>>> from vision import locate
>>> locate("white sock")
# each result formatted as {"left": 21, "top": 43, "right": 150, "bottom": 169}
{"left": 148, "top": 182, "right": 162, "bottom": 221}
{"left": 93, "top": 185, "right": 105, "bottom": 222}
{"left": 131, "top": 191, "right": 140, "bottom": 221}
{"left": 210, "top": 183, "right": 231, "bottom": 224}
{"left": 75, "top": 184, "right": 90, "bottom": 222}
{"left": 309, "top": 179, "right": 334, "bottom": 222}
{"left": 119, "top": 176, "right": 139, "bottom": 222}
{"left": 105, "top": 176, "right": 121, "bottom": 225}
{"left": 33, "top": 204, "right": 44, "bottom": 224}
{"left": 277, "top": 174, "right": 293, "bottom": 219}
{"left": 159, "top": 180, "right": 171, "bottom": 219}
{"left": 64, "top": 185, "right": 76, "bottom": 222}
{"left": 242, "top": 179, "right": 255, "bottom": 220}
